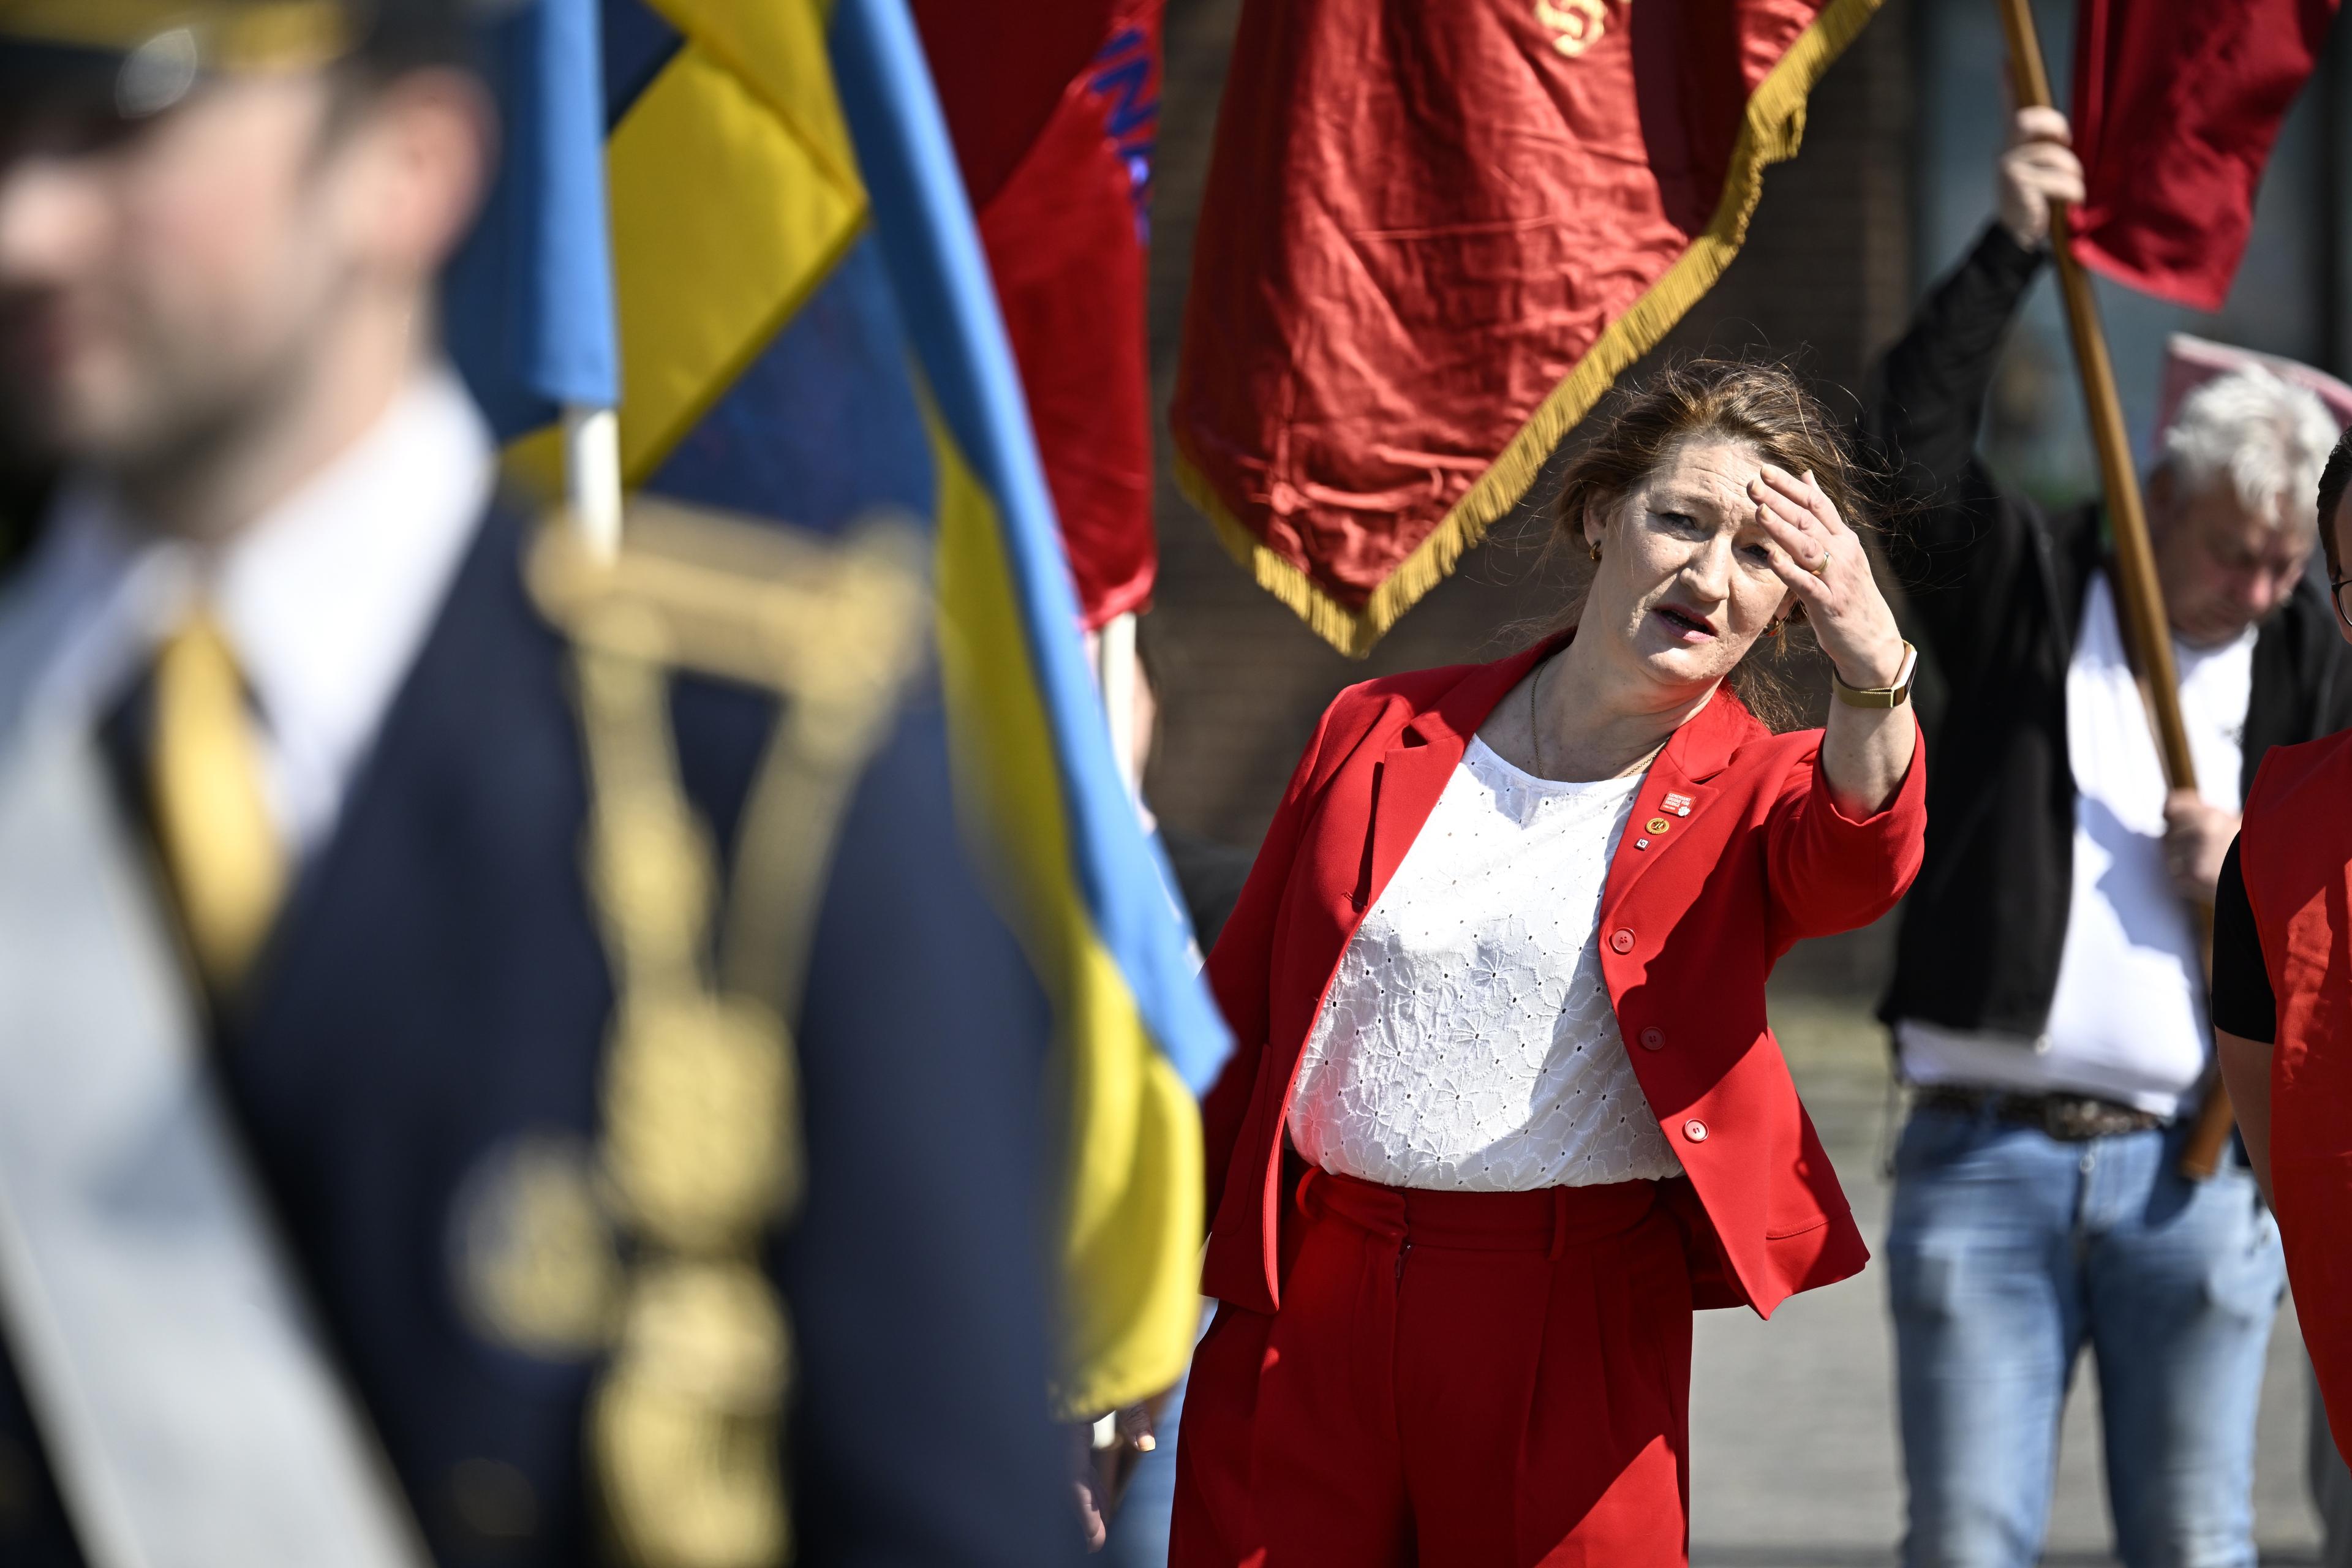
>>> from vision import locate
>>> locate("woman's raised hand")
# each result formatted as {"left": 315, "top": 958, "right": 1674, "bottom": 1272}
{"left": 1749, "top": 464, "right": 1905, "bottom": 690}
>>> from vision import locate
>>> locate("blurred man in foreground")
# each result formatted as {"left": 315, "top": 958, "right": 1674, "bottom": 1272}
{"left": 1869, "top": 105, "right": 2351, "bottom": 1568}
{"left": 0, "top": 3, "right": 1079, "bottom": 1564}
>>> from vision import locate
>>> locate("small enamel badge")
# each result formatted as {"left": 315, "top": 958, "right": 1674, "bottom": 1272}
{"left": 1662, "top": 793, "right": 1694, "bottom": 817}
{"left": 1646, "top": 816, "right": 1671, "bottom": 835}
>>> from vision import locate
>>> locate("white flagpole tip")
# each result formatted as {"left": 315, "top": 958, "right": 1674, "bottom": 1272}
{"left": 561, "top": 404, "right": 623, "bottom": 562}
{"left": 1098, "top": 611, "right": 1140, "bottom": 803}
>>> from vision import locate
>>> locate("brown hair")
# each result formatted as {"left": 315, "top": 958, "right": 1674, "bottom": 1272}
{"left": 1548, "top": 357, "right": 1869, "bottom": 732}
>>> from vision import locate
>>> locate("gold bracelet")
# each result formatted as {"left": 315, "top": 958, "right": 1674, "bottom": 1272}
{"left": 1831, "top": 640, "right": 1918, "bottom": 709}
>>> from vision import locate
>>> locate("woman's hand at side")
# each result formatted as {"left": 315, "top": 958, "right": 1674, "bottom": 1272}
{"left": 1749, "top": 464, "right": 1918, "bottom": 818}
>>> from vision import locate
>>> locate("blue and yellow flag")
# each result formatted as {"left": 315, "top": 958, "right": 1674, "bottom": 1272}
{"left": 507, "top": 0, "right": 1230, "bottom": 1417}
{"left": 443, "top": 0, "right": 618, "bottom": 439}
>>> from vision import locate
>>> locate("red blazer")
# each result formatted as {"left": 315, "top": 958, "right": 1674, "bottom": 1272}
{"left": 1200, "top": 635, "right": 1928, "bottom": 1319}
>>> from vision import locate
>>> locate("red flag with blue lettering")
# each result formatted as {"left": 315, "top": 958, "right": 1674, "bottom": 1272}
{"left": 915, "top": 0, "right": 1161, "bottom": 629}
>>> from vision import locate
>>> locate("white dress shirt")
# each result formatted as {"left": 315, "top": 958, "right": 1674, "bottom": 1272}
{"left": 10, "top": 367, "right": 496, "bottom": 856}
{"left": 1899, "top": 572, "right": 2255, "bottom": 1117}
{"left": 1287, "top": 738, "right": 1683, "bottom": 1191}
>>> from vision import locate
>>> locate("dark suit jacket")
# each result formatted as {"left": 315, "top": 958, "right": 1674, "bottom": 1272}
{"left": 0, "top": 506, "right": 1084, "bottom": 1568}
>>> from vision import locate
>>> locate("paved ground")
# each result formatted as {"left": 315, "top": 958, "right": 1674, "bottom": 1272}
{"left": 1687, "top": 993, "right": 2325, "bottom": 1566}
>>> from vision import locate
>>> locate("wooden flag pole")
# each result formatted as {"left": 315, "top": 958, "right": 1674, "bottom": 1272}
{"left": 1994, "top": 0, "right": 2235, "bottom": 1179}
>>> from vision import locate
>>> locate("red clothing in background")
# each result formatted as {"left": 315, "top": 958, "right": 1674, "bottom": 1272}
{"left": 2234, "top": 730, "right": 2352, "bottom": 1450}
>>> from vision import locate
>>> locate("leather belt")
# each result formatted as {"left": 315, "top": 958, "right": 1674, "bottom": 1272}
{"left": 1913, "top": 1084, "right": 2169, "bottom": 1142}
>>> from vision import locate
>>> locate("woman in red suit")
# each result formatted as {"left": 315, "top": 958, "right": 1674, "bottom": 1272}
{"left": 1170, "top": 360, "right": 1928, "bottom": 1567}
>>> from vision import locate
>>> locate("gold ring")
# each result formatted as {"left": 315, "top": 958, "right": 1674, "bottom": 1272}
{"left": 1807, "top": 556, "right": 1828, "bottom": 577}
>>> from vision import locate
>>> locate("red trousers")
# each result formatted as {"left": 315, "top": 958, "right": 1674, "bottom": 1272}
{"left": 1171, "top": 1169, "right": 1693, "bottom": 1568}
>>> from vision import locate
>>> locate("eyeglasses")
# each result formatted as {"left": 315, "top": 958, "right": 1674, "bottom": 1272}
{"left": 2334, "top": 575, "right": 2352, "bottom": 631}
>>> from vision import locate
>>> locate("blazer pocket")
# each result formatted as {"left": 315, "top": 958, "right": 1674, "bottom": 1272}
{"left": 1763, "top": 1213, "right": 1832, "bottom": 1241}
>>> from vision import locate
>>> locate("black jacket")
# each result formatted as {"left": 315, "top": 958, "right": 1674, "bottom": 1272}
{"left": 1869, "top": 225, "right": 2352, "bottom": 1038}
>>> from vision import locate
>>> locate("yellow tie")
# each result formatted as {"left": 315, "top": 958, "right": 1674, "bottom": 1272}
{"left": 151, "top": 610, "right": 287, "bottom": 994}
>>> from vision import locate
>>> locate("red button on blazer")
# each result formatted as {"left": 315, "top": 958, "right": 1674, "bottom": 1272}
{"left": 1197, "top": 633, "right": 1928, "bottom": 1318}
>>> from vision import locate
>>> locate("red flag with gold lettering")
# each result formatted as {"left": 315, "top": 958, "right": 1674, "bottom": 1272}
{"left": 1170, "top": 0, "right": 1880, "bottom": 655}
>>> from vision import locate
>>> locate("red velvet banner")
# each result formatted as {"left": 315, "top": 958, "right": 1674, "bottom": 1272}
{"left": 2069, "top": 0, "right": 2340, "bottom": 314}
{"left": 916, "top": 0, "right": 1163, "bottom": 630}
{"left": 1169, "top": 0, "right": 1880, "bottom": 655}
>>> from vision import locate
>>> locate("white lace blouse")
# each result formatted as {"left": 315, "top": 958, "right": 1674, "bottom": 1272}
{"left": 1286, "top": 737, "right": 1684, "bottom": 1191}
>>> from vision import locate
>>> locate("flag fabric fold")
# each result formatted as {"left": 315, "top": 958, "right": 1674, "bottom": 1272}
{"left": 582, "top": 0, "right": 1227, "bottom": 1418}
{"left": 2068, "top": 0, "right": 2340, "bottom": 313}
{"left": 1170, "top": 0, "right": 1880, "bottom": 657}
{"left": 915, "top": 0, "right": 1163, "bottom": 629}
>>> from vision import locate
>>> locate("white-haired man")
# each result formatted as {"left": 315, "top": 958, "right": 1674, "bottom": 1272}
{"left": 1866, "top": 105, "right": 2352, "bottom": 1568}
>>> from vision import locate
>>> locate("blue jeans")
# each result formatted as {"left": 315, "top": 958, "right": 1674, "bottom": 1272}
{"left": 1886, "top": 1103, "right": 2285, "bottom": 1568}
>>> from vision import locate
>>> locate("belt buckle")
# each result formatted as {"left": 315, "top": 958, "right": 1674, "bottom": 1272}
{"left": 2040, "top": 1096, "right": 2094, "bottom": 1141}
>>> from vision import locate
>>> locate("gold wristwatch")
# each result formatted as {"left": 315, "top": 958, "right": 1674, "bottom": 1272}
{"left": 1830, "top": 640, "right": 1918, "bottom": 709}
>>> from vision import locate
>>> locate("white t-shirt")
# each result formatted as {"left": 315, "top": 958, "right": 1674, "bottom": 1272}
{"left": 1899, "top": 572, "right": 2254, "bottom": 1117}
{"left": 1286, "top": 737, "right": 1683, "bottom": 1190}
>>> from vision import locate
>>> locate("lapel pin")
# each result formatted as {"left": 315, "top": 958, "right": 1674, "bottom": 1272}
{"left": 1662, "top": 793, "right": 1694, "bottom": 816}
{"left": 1646, "top": 816, "right": 1671, "bottom": 835}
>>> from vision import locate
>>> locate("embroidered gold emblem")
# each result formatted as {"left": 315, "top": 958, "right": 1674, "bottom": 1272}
{"left": 1536, "top": 0, "right": 1611, "bottom": 56}
{"left": 601, "top": 993, "right": 797, "bottom": 1251}
{"left": 454, "top": 1135, "right": 620, "bottom": 1358}
{"left": 529, "top": 500, "right": 927, "bottom": 1568}
{"left": 589, "top": 1260, "right": 793, "bottom": 1568}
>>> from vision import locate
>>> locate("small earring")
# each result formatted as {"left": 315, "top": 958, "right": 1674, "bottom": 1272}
{"left": 1763, "top": 616, "right": 1787, "bottom": 638}
{"left": 1588, "top": 543, "right": 1603, "bottom": 563}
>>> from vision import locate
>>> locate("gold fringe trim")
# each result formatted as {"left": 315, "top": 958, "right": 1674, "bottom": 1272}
{"left": 1180, "top": 0, "right": 1885, "bottom": 659}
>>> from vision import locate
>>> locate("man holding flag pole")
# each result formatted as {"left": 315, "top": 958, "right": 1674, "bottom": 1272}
{"left": 1869, "top": 1, "right": 2350, "bottom": 1557}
